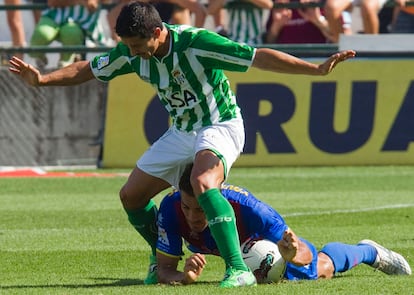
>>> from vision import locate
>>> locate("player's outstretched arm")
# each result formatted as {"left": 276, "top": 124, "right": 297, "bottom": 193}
{"left": 157, "top": 252, "right": 206, "bottom": 285}
{"left": 8, "top": 56, "right": 95, "bottom": 87}
{"left": 252, "top": 48, "right": 356, "bottom": 75}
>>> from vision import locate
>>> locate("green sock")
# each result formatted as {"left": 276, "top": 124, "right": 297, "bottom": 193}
{"left": 198, "top": 188, "right": 248, "bottom": 271}
{"left": 124, "top": 200, "right": 158, "bottom": 256}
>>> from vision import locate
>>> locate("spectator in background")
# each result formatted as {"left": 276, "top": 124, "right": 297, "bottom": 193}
{"left": 324, "top": 0, "right": 387, "bottom": 43}
{"left": 392, "top": 0, "right": 414, "bottom": 32}
{"left": 29, "top": 0, "right": 104, "bottom": 69}
{"left": 378, "top": 4, "right": 395, "bottom": 33}
{"left": 208, "top": 0, "right": 274, "bottom": 45}
{"left": 212, "top": 6, "right": 228, "bottom": 36}
{"left": 265, "top": 0, "right": 353, "bottom": 44}
{"left": 151, "top": 0, "right": 207, "bottom": 27}
{"left": 28, "top": 0, "right": 48, "bottom": 24}
{"left": 5, "top": 0, "right": 26, "bottom": 60}
{"left": 106, "top": 0, "right": 129, "bottom": 42}
{"left": 265, "top": 0, "right": 333, "bottom": 44}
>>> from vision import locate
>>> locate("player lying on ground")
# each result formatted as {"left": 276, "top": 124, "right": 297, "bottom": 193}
{"left": 8, "top": 1, "right": 355, "bottom": 288}
{"left": 154, "top": 163, "right": 412, "bottom": 285}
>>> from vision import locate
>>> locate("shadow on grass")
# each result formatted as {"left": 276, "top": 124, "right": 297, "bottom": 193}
{"left": 0, "top": 277, "right": 143, "bottom": 290}
{"left": 0, "top": 278, "right": 219, "bottom": 290}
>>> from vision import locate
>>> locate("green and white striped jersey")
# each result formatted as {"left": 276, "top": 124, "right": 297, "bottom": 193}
{"left": 42, "top": 5, "right": 103, "bottom": 43}
{"left": 226, "top": 1, "right": 269, "bottom": 45}
{"left": 91, "top": 24, "right": 256, "bottom": 132}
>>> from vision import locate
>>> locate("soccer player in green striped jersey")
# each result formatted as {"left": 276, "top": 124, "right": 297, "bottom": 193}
{"left": 9, "top": 1, "right": 355, "bottom": 288}
{"left": 208, "top": 0, "right": 274, "bottom": 45}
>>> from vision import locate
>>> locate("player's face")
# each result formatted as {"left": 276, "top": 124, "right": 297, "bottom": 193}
{"left": 180, "top": 192, "right": 209, "bottom": 233}
{"left": 121, "top": 31, "right": 159, "bottom": 60}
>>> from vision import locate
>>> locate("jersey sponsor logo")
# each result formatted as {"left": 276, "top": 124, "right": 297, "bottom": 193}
{"left": 222, "top": 184, "right": 249, "bottom": 196}
{"left": 166, "top": 89, "right": 197, "bottom": 108}
{"left": 97, "top": 55, "right": 109, "bottom": 70}
{"left": 208, "top": 216, "right": 233, "bottom": 226}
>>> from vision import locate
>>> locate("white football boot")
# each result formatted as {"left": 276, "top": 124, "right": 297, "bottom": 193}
{"left": 358, "top": 239, "right": 412, "bottom": 275}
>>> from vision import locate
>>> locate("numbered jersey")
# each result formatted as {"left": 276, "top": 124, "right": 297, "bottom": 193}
{"left": 90, "top": 24, "right": 256, "bottom": 132}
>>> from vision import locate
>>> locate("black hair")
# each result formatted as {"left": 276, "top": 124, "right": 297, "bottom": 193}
{"left": 179, "top": 163, "right": 194, "bottom": 197}
{"left": 115, "top": 1, "right": 163, "bottom": 38}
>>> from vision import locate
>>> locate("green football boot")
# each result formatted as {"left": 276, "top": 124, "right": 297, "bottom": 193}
{"left": 143, "top": 255, "right": 158, "bottom": 285}
{"left": 219, "top": 267, "right": 257, "bottom": 288}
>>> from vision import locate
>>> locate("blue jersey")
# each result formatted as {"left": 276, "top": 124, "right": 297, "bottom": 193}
{"left": 156, "top": 184, "right": 288, "bottom": 256}
{"left": 156, "top": 184, "right": 319, "bottom": 281}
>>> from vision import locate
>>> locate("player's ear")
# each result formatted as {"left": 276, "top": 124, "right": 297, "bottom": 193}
{"left": 153, "top": 27, "right": 162, "bottom": 38}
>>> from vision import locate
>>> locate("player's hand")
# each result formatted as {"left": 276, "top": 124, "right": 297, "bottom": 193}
{"left": 318, "top": 50, "right": 356, "bottom": 75}
{"left": 272, "top": 0, "right": 292, "bottom": 25}
{"left": 182, "top": 253, "right": 206, "bottom": 284}
{"left": 9, "top": 56, "right": 42, "bottom": 87}
{"left": 277, "top": 230, "right": 300, "bottom": 262}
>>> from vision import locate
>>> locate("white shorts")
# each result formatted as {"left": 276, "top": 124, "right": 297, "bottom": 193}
{"left": 137, "top": 118, "right": 245, "bottom": 188}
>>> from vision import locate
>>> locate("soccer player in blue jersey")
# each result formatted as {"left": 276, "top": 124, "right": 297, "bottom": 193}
{"left": 8, "top": 1, "right": 356, "bottom": 288}
{"left": 155, "top": 163, "right": 412, "bottom": 285}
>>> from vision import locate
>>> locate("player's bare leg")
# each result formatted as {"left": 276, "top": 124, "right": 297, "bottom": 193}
{"left": 317, "top": 252, "right": 335, "bottom": 278}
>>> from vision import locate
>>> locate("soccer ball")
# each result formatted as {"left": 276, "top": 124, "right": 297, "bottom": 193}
{"left": 241, "top": 238, "right": 286, "bottom": 283}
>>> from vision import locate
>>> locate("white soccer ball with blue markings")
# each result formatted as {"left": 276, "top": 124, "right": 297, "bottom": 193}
{"left": 241, "top": 239, "right": 286, "bottom": 283}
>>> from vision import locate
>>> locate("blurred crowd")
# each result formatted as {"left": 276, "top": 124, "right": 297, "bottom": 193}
{"left": 2, "top": 0, "right": 414, "bottom": 68}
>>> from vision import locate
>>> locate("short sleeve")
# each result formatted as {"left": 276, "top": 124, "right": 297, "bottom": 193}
{"left": 90, "top": 43, "right": 135, "bottom": 82}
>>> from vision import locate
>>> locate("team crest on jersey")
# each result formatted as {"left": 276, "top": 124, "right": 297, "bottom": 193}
{"left": 172, "top": 70, "right": 185, "bottom": 85}
{"left": 97, "top": 55, "right": 109, "bottom": 70}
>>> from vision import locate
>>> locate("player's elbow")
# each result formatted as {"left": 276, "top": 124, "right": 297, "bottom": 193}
{"left": 290, "top": 241, "right": 314, "bottom": 266}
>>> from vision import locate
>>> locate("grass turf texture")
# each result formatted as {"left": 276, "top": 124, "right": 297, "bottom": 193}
{"left": 1, "top": 166, "right": 413, "bottom": 295}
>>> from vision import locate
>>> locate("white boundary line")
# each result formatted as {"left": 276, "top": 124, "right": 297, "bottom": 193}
{"left": 283, "top": 203, "right": 414, "bottom": 217}
{"left": 0, "top": 165, "right": 97, "bottom": 171}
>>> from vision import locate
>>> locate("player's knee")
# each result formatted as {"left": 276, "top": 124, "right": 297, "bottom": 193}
{"left": 317, "top": 252, "right": 335, "bottom": 279}
{"left": 189, "top": 173, "right": 204, "bottom": 196}
{"left": 119, "top": 185, "right": 138, "bottom": 208}
{"left": 119, "top": 186, "right": 129, "bottom": 205}
{"left": 119, "top": 185, "right": 151, "bottom": 209}
{"left": 190, "top": 173, "right": 221, "bottom": 197}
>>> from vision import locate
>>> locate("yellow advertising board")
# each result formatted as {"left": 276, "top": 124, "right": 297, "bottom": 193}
{"left": 102, "top": 59, "right": 414, "bottom": 168}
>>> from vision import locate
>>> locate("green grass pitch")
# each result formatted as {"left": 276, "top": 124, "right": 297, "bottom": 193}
{"left": 1, "top": 166, "right": 413, "bottom": 294}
